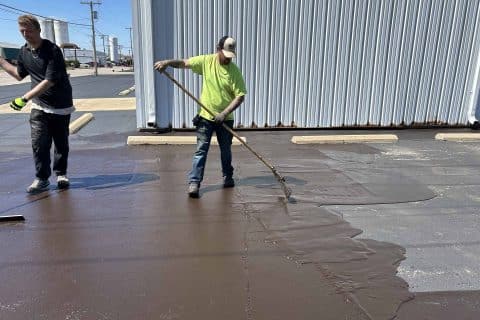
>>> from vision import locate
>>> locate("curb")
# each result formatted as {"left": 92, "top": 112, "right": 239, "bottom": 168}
{"left": 291, "top": 134, "right": 398, "bottom": 144}
{"left": 435, "top": 133, "right": 480, "bottom": 142}
{"left": 70, "top": 113, "right": 94, "bottom": 134}
{"left": 127, "top": 136, "right": 246, "bottom": 146}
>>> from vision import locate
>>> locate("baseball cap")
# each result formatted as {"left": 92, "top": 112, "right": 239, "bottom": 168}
{"left": 217, "top": 36, "right": 236, "bottom": 58}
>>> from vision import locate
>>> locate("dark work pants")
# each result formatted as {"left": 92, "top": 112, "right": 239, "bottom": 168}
{"left": 29, "top": 109, "right": 71, "bottom": 180}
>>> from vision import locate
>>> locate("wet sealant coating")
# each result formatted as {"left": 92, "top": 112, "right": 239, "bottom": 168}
{"left": 0, "top": 124, "right": 478, "bottom": 319}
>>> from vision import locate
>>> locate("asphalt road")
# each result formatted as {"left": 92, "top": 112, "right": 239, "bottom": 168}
{"left": 0, "top": 74, "right": 134, "bottom": 104}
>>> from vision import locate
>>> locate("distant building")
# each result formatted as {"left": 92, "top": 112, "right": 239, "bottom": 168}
{"left": 40, "top": 18, "right": 70, "bottom": 47}
{"left": 39, "top": 19, "right": 55, "bottom": 43}
{"left": 109, "top": 36, "right": 119, "bottom": 63}
{"left": 0, "top": 41, "right": 21, "bottom": 61}
{"left": 63, "top": 48, "right": 108, "bottom": 66}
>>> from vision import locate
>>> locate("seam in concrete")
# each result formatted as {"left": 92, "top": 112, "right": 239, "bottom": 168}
{"left": 291, "top": 134, "right": 398, "bottom": 144}
{"left": 435, "top": 133, "right": 480, "bottom": 141}
{"left": 127, "top": 136, "right": 246, "bottom": 146}
{"left": 70, "top": 113, "right": 94, "bottom": 134}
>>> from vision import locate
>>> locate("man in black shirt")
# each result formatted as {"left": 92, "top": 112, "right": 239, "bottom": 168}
{"left": 0, "top": 15, "right": 74, "bottom": 193}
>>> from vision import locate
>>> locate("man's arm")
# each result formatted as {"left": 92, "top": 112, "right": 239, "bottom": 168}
{"left": 0, "top": 56, "right": 24, "bottom": 81}
{"left": 214, "top": 95, "right": 245, "bottom": 124}
{"left": 9, "top": 79, "right": 54, "bottom": 111}
{"left": 23, "top": 80, "right": 54, "bottom": 101}
{"left": 154, "top": 59, "right": 190, "bottom": 72}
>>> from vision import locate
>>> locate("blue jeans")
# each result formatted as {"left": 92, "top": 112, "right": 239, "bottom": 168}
{"left": 188, "top": 117, "right": 234, "bottom": 184}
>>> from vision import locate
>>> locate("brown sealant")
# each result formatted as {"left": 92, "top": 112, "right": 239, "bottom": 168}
{"left": 0, "top": 134, "right": 443, "bottom": 319}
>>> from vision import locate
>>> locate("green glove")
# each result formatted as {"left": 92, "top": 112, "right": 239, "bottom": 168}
{"left": 10, "top": 97, "right": 27, "bottom": 111}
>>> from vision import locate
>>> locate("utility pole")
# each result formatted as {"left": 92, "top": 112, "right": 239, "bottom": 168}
{"left": 118, "top": 45, "right": 123, "bottom": 64}
{"left": 126, "top": 27, "right": 133, "bottom": 71}
{"left": 99, "top": 34, "right": 108, "bottom": 64}
{"left": 81, "top": 1, "right": 101, "bottom": 76}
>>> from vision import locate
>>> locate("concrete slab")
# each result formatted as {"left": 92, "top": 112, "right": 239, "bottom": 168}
{"left": 0, "top": 98, "right": 135, "bottom": 114}
{"left": 69, "top": 113, "right": 94, "bottom": 134}
{"left": 323, "top": 140, "right": 480, "bottom": 293}
{"left": 127, "top": 135, "right": 246, "bottom": 145}
{"left": 73, "top": 98, "right": 135, "bottom": 111}
{"left": 291, "top": 134, "right": 398, "bottom": 144}
{"left": 435, "top": 132, "right": 480, "bottom": 141}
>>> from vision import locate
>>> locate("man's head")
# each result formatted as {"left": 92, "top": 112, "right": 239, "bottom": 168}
{"left": 18, "top": 15, "right": 42, "bottom": 45}
{"left": 216, "top": 36, "right": 236, "bottom": 65}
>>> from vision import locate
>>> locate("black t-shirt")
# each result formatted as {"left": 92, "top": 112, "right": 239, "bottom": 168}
{"left": 17, "top": 39, "right": 73, "bottom": 109}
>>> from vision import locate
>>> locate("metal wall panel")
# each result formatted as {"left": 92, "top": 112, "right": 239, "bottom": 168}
{"left": 132, "top": 0, "right": 480, "bottom": 129}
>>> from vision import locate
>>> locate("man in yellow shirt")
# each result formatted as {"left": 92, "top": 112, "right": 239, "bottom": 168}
{"left": 154, "top": 36, "right": 247, "bottom": 197}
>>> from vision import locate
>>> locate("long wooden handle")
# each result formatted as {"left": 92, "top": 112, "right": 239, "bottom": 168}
{"left": 161, "top": 71, "right": 292, "bottom": 199}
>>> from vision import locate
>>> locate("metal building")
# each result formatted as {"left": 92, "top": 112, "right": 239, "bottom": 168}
{"left": 63, "top": 48, "right": 108, "bottom": 65}
{"left": 39, "top": 19, "right": 55, "bottom": 43}
{"left": 0, "top": 42, "right": 20, "bottom": 61}
{"left": 109, "top": 36, "right": 119, "bottom": 63}
{"left": 132, "top": 0, "right": 480, "bottom": 130}
{"left": 53, "top": 20, "right": 70, "bottom": 47}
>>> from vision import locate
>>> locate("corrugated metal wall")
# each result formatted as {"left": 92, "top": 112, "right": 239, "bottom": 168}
{"left": 132, "top": 0, "right": 480, "bottom": 129}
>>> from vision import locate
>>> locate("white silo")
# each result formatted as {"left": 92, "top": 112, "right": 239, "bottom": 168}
{"left": 39, "top": 19, "right": 55, "bottom": 43}
{"left": 109, "top": 36, "right": 119, "bottom": 62}
{"left": 53, "top": 20, "right": 69, "bottom": 46}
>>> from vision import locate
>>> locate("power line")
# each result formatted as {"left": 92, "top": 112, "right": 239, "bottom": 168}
{"left": 0, "top": 6, "right": 20, "bottom": 15}
{"left": 0, "top": 16, "right": 16, "bottom": 21}
{"left": 0, "top": 3, "right": 91, "bottom": 27}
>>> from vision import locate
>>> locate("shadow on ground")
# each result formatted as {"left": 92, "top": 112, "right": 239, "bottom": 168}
{"left": 69, "top": 173, "right": 159, "bottom": 190}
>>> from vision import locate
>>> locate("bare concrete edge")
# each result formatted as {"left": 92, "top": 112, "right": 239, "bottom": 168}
{"left": 70, "top": 113, "right": 94, "bottom": 134}
{"left": 73, "top": 98, "right": 135, "bottom": 111}
{"left": 435, "top": 133, "right": 480, "bottom": 141}
{"left": 0, "top": 98, "right": 136, "bottom": 114}
{"left": 118, "top": 86, "right": 135, "bottom": 96}
{"left": 127, "top": 136, "right": 246, "bottom": 146}
{"left": 291, "top": 134, "right": 399, "bottom": 144}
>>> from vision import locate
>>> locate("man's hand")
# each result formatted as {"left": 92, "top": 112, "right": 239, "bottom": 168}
{"left": 214, "top": 111, "right": 228, "bottom": 124}
{"left": 10, "top": 97, "right": 27, "bottom": 111}
{"left": 154, "top": 60, "right": 168, "bottom": 72}
{"left": 154, "top": 59, "right": 188, "bottom": 72}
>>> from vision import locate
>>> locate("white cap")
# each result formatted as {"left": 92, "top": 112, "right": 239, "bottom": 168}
{"left": 218, "top": 36, "right": 236, "bottom": 58}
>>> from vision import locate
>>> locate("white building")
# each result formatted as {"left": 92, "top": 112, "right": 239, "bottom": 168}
{"left": 63, "top": 48, "right": 107, "bottom": 65}
{"left": 53, "top": 20, "right": 69, "bottom": 46}
{"left": 109, "top": 36, "right": 119, "bottom": 63}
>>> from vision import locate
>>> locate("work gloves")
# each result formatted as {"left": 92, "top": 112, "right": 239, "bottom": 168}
{"left": 10, "top": 97, "right": 28, "bottom": 111}
{"left": 214, "top": 111, "right": 228, "bottom": 124}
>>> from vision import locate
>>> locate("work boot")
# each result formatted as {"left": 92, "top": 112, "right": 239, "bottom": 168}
{"left": 223, "top": 176, "right": 235, "bottom": 188}
{"left": 188, "top": 182, "right": 200, "bottom": 198}
{"left": 26, "top": 178, "right": 50, "bottom": 193}
{"left": 57, "top": 175, "right": 70, "bottom": 189}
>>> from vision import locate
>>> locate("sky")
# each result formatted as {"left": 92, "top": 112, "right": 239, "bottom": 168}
{"left": 0, "top": 0, "right": 132, "bottom": 52}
